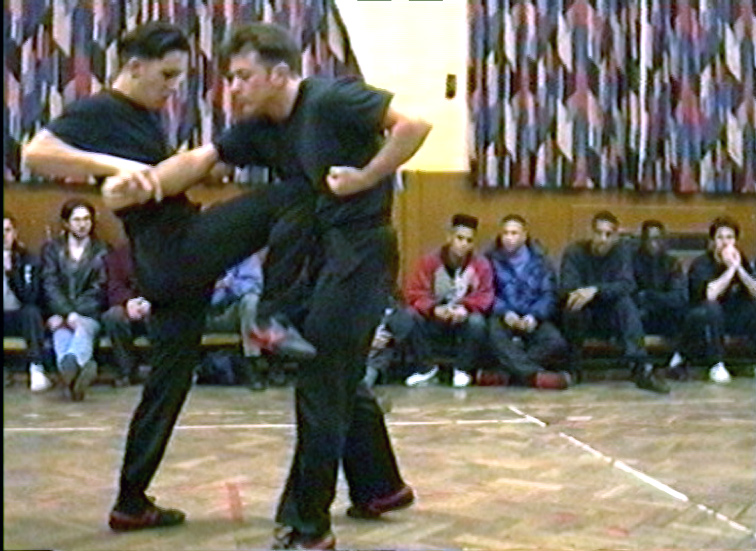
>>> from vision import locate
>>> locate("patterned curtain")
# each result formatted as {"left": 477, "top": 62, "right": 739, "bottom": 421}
{"left": 468, "top": 0, "right": 755, "bottom": 193}
{"left": 3, "top": 0, "right": 361, "bottom": 180}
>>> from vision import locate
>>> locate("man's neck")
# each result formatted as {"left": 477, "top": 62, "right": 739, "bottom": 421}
{"left": 111, "top": 75, "right": 151, "bottom": 110}
{"left": 68, "top": 233, "right": 90, "bottom": 249}
{"left": 505, "top": 244, "right": 527, "bottom": 259}
{"left": 266, "top": 79, "right": 304, "bottom": 122}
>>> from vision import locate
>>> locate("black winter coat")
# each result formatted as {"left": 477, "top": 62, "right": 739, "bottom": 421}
{"left": 5, "top": 246, "right": 43, "bottom": 306}
{"left": 41, "top": 235, "right": 110, "bottom": 318}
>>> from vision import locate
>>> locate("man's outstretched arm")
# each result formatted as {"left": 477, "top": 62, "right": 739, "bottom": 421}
{"left": 102, "top": 144, "right": 221, "bottom": 210}
{"left": 326, "top": 108, "right": 431, "bottom": 196}
{"left": 23, "top": 130, "right": 150, "bottom": 181}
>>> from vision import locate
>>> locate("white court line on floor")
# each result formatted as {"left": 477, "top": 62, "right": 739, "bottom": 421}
{"left": 6, "top": 405, "right": 755, "bottom": 539}
{"left": 506, "top": 404, "right": 756, "bottom": 539}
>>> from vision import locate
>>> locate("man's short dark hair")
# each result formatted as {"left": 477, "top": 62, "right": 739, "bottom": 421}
{"left": 709, "top": 216, "right": 740, "bottom": 239}
{"left": 592, "top": 210, "right": 619, "bottom": 229}
{"left": 118, "top": 22, "right": 190, "bottom": 66}
{"left": 641, "top": 219, "right": 665, "bottom": 238}
{"left": 501, "top": 214, "right": 527, "bottom": 227}
{"left": 4, "top": 211, "right": 16, "bottom": 226}
{"left": 451, "top": 213, "right": 479, "bottom": 231}
{"left": 60, "top": 198, "right": 96, "bottom": 232}
{"left": 222, "top": 23, "right": 302, "bottom": 75}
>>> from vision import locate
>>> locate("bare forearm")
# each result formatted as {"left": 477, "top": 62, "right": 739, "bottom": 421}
{"left": 706, "top": 267, "right": 737, "bottom": 301}
{"left": 736, "top": 265, "right": 756, "bottom": 298}
{"left": 361, "top": 118, "right": 432, "bottom": 189}
{"left": 102, "top": 145, "right": 221, "bottom": 210}
{"left": 23, "top": 130, "right": 148, "bottom": 180}
{"left": 151, "top": 144, "right": 220, "bottom": 197}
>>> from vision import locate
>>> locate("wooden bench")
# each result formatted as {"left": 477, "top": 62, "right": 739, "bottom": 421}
{"left": 3, "top": 333, "right": 241, "bottom": 352}
{"left": 3, "top": 333, "right": 244, "bottom": 385}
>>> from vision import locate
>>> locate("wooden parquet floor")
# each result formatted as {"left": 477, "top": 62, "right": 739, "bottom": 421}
{"left": 4, "top": 376, "right": 755, "bottom": 551}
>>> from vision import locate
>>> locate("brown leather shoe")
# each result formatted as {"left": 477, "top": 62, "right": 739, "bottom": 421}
{"left": 271, "top": 525, "right": 336, "bottom": 549}
{"left": 109, "top": 502, "right": 186, "bottom": 531}
{"left": 347, "top": 484, "right": 415, "bottom": 519}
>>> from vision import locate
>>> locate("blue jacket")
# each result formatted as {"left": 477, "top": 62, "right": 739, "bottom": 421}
{"left": 210, "top": 253, "right": 264, "bottom": 309}
{"left": 485, "top": 241, "right": 558, "bottom": 321}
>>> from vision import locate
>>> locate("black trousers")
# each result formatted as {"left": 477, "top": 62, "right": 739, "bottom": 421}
{"left": 4, "top": 305, "right": 46, "bottom": 365}
{"left": 561, "top": 295, "right": 647, "bottom": 364}
{"left": 638, "top": 303, "right": 686, "bottom": 338}
{"left": 257, "top": 193, "right": 317, "bottom": 325}
{"left": 101, "top": 305, "right": 149, "bottom": 379}
{"left": 487, "top": 318, "right": 569, "bottom": 382}
{"left": 275, "top": 225, "right": 406, "bottom": 537}
{"left": 681, "top": 300, "right": 756, "bottom": 364}
{"left": 116, "top": 182, "right": 307, "bottom": 508}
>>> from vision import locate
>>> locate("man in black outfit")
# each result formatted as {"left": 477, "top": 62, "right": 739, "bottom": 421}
{"left": 631, "top": 220, "right": 688, "bottom": 336}
{"left": 631, "top": 220, "right": 689, "bottom": 376}
{"left": 683, "top": 217, "right": 756, "bottom": 383}
{"left": 4, "top": 212, "right": 51, "bottom": 391}
{"left": 210, "top": 25, "right": 430, "bottom": 549}
{"left": 23, "top": 22, "right": 309, "bottom": 534}
{"left": 24, "top": 21, "right": 431, "bottom": 550}
{"left": 560, "top": 211, "right": 669, "bottom": 393}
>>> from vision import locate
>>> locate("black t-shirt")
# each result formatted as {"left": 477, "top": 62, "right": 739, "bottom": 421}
{"left": 214, "top": 77, "right": 394, "bottom": 228}
{"left": 688, "top": 251, "right": 755, "bottom": 305}
{"left": 46, "top": 90, "right": 198, "bottom": 238}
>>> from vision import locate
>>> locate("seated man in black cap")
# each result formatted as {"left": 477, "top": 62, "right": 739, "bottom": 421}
{"left": 399, "top": 213, "right": 494, "bottom": 387}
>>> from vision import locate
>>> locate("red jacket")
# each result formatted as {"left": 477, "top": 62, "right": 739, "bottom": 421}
{"left": 104, "top": 242, "right": 140, "bottom": 308}
{"left": 403, "top": 246, "right": 494, "bottom": 317}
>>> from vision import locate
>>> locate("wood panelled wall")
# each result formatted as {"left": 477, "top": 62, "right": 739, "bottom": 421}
{"left": 2, "top": 182, "right": 245, "bottom": 251}
{"left": 5, "top": 175, "right": 756, "bottom": 283}
{"left": 394, "top": 173, "right": 756, "bottom": 282}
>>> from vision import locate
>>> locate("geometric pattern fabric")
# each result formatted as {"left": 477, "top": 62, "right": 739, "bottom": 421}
{"left": 468, "top": 0, "right": 755, "bottom": 193}
{"left": 4, "top": 0, "right": 361, "bottom": 180}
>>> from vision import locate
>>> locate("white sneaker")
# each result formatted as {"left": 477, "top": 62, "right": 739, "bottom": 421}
{"left": 669, "top": 351, "right": 684, "bottom": 368}
{"left": 29, "top": 363, "right": 53, "bottom": 392}
{"left": 452, "top": 369, "right": 472, "bottom": 388}
{"left": 709, "top": 362, "right": 732, "bottom": 384}
{"left": 405, "top": 366, "right": 439, "bottom": 387}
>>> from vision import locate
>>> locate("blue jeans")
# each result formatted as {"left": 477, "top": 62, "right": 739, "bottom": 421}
{"left": 52, "top": 315, "right": 100, "bottom": 369}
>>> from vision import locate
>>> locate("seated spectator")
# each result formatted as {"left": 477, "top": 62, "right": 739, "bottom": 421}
{"left": 560, "top": 211, "right": 669, "bottom": 393}
{"left": 402, "top": 213, "right": 494, "bottom": 387}
{"left": 631, "top": 220, "right": 688, "bottom": 372}
{"left": 4, "top": 212, "right": 52, "bottom": 392}
{"left": 485, "top": 214, "right": 570, "bottom": 389}
{"left": 632, "top": 220, "right": 688, "bottom": 334}
{"left": 41, "top": 198, "right": 109, "bottom": 401}
{"left": 681, "top": 217, "right": 756, "bottom": 383}
{"left": 205, "top": 251, "right": 268, "bottom": 390}
{"left": 101, "top": 242, "right": 150, "bottom": 387}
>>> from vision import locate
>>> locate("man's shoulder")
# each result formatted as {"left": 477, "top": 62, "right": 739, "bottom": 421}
{"left": 563, "top": 240, "right": 588, "bottom": 258}
{"left": 60, "top": 91, "right": 121, "bottom": 114}
{"left": 41, "top": 235, "right": 65, "bottom": 250}
{"left": 304, "top": 75, "right": 388, "bottom": 113}
{"left": 689, "top": 252, "right": 714, "bottom": 269}
{"left": 306, "top": 75, "right": 364, "bottom": 93}
{"left": 470, "top": 253, "right": 492, "bottom": 268}
{"left": 91, "top": 238, "right": 111, "bottom": 257}
{"left": 13, "top": 247, "right": 40, "bottom": 267}
{"left": 414, "top": 251, "right": 443, "bottom": 270}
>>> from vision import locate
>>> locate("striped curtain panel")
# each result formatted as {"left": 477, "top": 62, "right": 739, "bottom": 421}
{"left": 3, "top": 0, "right": 361, "bottom": 180}
{"left": 468, "top": 0, "right": 755, "bottom": 193}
